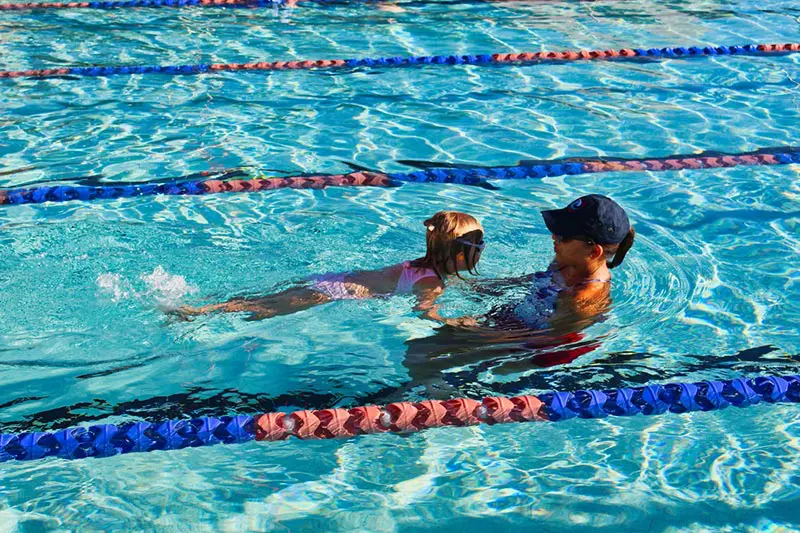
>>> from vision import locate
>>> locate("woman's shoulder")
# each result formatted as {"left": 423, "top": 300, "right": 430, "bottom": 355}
{"left": 570, "top": 278, "right": 610, "bottom": 302}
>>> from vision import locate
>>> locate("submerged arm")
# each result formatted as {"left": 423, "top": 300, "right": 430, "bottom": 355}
{"left": 413, "top": 279, "right": 482, "bottom": 327}
{"left": 412, "top": 278, "right": 445, "bottom": 321}
{"left": 549, "top": 283, "right": 610, "bottom": 332}
{"left": 465, "top": 272, "right": 536, "bottom": 296}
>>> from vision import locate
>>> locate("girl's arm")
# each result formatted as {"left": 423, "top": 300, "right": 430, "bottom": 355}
{"left": 413, "top": 279, "right": 481, "bottom": 327}
{"left": 412, "top": 278, "right": 445, "bottom": 321}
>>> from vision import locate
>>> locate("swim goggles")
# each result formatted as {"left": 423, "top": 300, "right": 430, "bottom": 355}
{"left": 456, "top": 237, "right": 486, "bottom": 251}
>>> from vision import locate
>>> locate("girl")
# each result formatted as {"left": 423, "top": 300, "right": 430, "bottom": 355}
{"left": 177, "top": 211, "right": 485, "bottom": 321}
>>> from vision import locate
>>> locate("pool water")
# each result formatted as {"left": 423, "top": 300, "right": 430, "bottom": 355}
{"left": 1, "top": 0, "right": 800, "bottom": 530}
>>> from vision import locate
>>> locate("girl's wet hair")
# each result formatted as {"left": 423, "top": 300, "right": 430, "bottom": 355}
{"left": 605, "top": 227, "right": 635, "bottom": 269}
{"left": 411, "top": 211, "right": 483, "bottom": 278}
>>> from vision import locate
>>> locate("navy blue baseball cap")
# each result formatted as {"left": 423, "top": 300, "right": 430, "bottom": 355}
{"left": 542, "top": 194, "right": 630, "bottom": 245}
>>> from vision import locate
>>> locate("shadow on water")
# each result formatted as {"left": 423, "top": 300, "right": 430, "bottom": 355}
{"left": 0, "top": 343, "right": 796, "bottom": 434}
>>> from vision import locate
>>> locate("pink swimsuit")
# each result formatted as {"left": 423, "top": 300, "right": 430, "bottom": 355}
{"left": 310, "top": 261, "right": 439, "bottom": 300}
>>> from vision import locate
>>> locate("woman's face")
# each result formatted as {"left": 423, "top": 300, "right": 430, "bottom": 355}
{"left": 552, "top": 234, "right": 596, "bottom": 265}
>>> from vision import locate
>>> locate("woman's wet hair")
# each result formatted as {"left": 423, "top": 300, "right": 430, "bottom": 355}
{"left": 411, "top": 211, "right": 484, "bottom": 278}
{"left": 604, "top": 227, "right": 635, "bottom": 269}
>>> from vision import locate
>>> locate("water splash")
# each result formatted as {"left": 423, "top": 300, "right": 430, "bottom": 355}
{"left": 96, "top": 266, "right": 197, "bottom": 309}
{"left": 96, "top": 272, "right": 133, "bottom": 302}
{"left": 141, "top": 266, "right": 198, "bottom": 309}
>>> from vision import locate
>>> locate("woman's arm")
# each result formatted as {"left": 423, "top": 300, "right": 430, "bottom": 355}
{"left": 464, "top": 273, "right": 536, "bottom": 297}
{"left": 550, "top": 283, "right": 610, "bottom": 330}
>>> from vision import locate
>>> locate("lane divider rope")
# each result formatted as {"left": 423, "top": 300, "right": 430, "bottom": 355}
{"left": 0, "top": 0, "right": 283, "bottom": 10}
{"left": 1, "top": 147, "right": 798, "bottom": 206}
{"left": 1, "top": 374, "right": 797, "bottom": 462}
{"left": 1, "top": 43, "right": 798, "bottom": 80}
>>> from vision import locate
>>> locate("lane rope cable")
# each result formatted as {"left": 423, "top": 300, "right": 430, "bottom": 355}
{"left": 1, "top": 374, "right": 797, "bottom": 462}
{"left": 1, "top": 146, "right": 798, "bottom": 206}
{"left": 1, "top": 43, "right": 798, "bottom": 80}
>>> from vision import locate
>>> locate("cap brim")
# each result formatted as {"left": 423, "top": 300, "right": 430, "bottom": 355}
{"left": 541, "top": 208, "right": 571, "bottom": 236}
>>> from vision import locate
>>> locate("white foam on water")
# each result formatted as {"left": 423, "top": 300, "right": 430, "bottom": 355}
{"left": 141, "top": 265, "right": 198, "bottom": 310}
{"left": 96, "top": 266, "right": 198, "bottom": 310}
{"left": 96, "top": 272, "right": 134, "bottom": 302}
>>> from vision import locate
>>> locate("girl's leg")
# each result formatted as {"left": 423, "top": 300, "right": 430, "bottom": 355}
{"left": 242, "top": 287, "right": 331, "bottom": 320}
{"left": 177, "top": 287, "right": 330, "bottom": 320}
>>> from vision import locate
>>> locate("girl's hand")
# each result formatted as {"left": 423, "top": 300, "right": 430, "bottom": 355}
{"left": 422, "top": 310, "right": 481, "bottom": 329}
{"left": 442, "top": 316, "right": 479, "bottom": 328}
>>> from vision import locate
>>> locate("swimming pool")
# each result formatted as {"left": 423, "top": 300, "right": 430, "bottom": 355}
{"left": 1, "top": 0, "right": 799, "bottom": 530}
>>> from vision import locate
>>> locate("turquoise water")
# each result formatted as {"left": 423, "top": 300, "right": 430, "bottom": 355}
{"left": 1, "top": 0, "right": 800, "bottom": 530}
